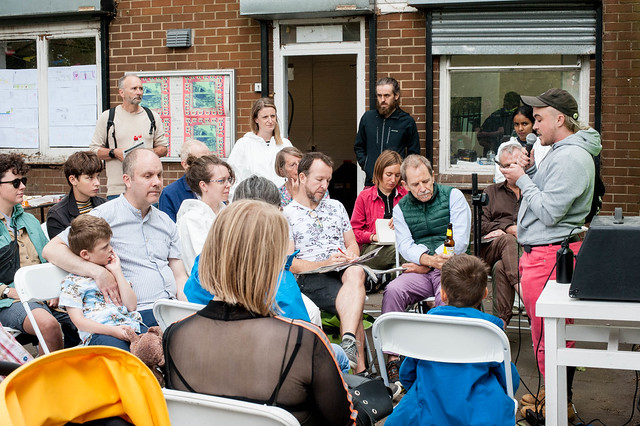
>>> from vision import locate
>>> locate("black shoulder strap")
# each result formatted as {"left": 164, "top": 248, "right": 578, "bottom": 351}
{"left": 105, "top": 107, "right": 117, "bottom": 149}
{"left": 268, "top": 323, "right": 303, "bottom": 405}
{"left": 585, "top": 154, "right": 605, "bottom": 223}
{"left": 142, "top": 106, "right": 156, "bottom": 135}
{"left": 162, "top": 322, "right": 197, "bottom": 393}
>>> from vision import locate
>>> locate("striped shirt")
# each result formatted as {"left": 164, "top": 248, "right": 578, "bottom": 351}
{"left": 58, "top": 195, "right": 181, "bottom": 310}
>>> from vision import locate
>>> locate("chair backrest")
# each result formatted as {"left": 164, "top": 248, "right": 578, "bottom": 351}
{"left": 152, "top": 299, "right": 205, "bottom": 331}
{"left": 163, "top": 389, "right": 300, "bottom": 426}
{"left": 14, "top": 263, "right": 68, "bottom": 303}
{"left": 0, "top": 346, "right": 171, "bottom": 425}
{"left": 371, "top": 311, "right": 514, "bottom": 397}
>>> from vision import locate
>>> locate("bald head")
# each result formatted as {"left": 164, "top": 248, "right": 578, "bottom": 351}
{"left": 122, "top": 149, "right": 163, "bottom": 211}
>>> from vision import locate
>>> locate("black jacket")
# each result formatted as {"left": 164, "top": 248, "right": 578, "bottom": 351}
{"left": 46, "top": 190, "right": 107, "bottom": 239}
{"left": 354, "top": 107, "right": 420, "bottom": 185}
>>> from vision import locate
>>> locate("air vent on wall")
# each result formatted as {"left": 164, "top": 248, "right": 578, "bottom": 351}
{"left": 166, "top": 29, "right": 192, "bottom": 48}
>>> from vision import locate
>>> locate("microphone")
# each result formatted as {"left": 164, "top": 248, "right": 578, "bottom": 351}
{"left": 525, "top": 133, "right": 537, "bottom": 155}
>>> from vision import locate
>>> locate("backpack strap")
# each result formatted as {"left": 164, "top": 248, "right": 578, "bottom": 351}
{"left": 142, "top": 106, "right": 156, "bottom": 135}
{"left": 105, "top": 107, "right": 117, "bottom": 149}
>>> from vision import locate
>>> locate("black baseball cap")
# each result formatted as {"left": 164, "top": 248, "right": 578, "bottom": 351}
{"left": 521, "top": 88, "right": 579, "bottom": 120}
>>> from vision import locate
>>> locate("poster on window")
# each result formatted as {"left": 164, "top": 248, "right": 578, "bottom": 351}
{"left": 139, "top": 70, "right": 234, "bottom": 159}
{"left": 48, "top": 64, "right": 98, "bottom": 147}
{"left": 0, "top": 69, "right": 39, "bottom": 149}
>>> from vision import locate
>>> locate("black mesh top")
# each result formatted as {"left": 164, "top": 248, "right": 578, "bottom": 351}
{"left": 163, "top": 300, "right": 357, "bottom": 426}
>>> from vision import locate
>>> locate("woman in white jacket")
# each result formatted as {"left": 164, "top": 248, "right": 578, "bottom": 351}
{"left": 176, "top": 155, "right": 234, "bottom": 273}
{"left": 227, "top": 98, "right": 292, "bottom": 193}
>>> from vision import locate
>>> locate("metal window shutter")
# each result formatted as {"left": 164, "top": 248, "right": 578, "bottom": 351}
{"left": 431, "top": 8, "right": 596, "bottom": 55}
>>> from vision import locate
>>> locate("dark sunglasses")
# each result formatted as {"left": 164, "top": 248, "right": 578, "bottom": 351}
{"left": 0, "top": 177, "right": 27, "bottom": 188}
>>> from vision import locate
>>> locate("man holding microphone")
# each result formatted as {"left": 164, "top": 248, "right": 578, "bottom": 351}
{"left": 500, "top": 88, "right": 602, "bottom": 419}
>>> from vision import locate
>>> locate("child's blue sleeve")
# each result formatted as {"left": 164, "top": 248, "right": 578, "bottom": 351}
{"left": 399, "top": 357, "right": 418, "bottom": 390}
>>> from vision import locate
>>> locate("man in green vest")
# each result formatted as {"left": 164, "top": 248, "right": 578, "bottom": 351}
{"left": 381, "top": 154, "right": 471, "bottom": 385}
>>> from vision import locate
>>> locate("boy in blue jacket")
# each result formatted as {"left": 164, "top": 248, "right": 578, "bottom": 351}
{"left": 386, "top": 254, "right": 519, "bottom": 426}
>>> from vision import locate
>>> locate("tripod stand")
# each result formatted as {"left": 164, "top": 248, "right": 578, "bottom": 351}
{"left": 471, "top": 173, "right": 489, "bottom": 257}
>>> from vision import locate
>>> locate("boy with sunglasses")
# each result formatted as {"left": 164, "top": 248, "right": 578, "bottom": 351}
{"left": 0, "top": 154, "right": 68, "bottom": 353}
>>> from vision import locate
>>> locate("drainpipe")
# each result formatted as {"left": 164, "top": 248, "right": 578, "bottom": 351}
{"left": 425, "top": 11, "right": 433, "bottom": 163}
{"left": 260, "top": 20, "right": 269, "bottom": 97}
{"left": 369, "top": 12, "right": 377, "bottom": 110}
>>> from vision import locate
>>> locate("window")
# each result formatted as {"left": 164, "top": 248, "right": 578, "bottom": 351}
{"left": 439, "top": 55, "right": 589, "bottom": 175}
{"left": 0, "top": 22, "right": 101, "bottom": 160}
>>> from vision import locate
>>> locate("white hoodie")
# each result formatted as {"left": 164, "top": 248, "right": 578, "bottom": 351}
{"left": 226, "top": 132, "right": 292, "bottom": 196}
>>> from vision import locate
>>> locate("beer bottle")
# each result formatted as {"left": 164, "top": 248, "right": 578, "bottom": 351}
{"left": 444, "top": 223, "right": 455, "bottom": 255}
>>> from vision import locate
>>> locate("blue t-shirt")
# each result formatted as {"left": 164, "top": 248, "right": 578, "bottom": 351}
{"left": 184, "top": 253, "right": 310, "bottom": 322}
{"left": 385, "top": 305, "right": 519, "bottom": 426}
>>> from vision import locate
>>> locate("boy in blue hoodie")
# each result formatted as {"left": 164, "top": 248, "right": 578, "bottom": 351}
{"left": 385, "top": 254, "right": 519, "bottom": 426}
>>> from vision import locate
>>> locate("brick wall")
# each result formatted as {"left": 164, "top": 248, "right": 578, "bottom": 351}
{"left": 23, "top": 0, "right": 640, "bottom": 218}
{"left": 600, "top": 0, "right": 640, "bottom": 215}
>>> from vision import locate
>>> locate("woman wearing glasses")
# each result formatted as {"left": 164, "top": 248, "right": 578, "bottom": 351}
{"left": 227, "top": 98, "right": 292, "bottom": 194}
{"left": 176, "top": 154, "right": 234, "bottom": 273}
{"left": 0, "top": 154, "right": 65, "bottom": 353}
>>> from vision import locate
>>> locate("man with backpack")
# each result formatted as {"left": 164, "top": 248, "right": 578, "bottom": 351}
{"left": 500, "top": 88, "right": 603, "bottom": 420}
{"left": 90, "top": 74, "right": 168, "bottom": 199}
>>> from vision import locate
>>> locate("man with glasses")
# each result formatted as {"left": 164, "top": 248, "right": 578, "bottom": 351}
{"left": 0, "top": 153, "right": 76, "bottom": 353}
{"left": 380, "top": 154, "right": 471, "bottom": 385}
{"left": 479, "top": 142, "right": 524, "bottom": 327}
{"left": 284, "top": 152, "right": 368, "bottom": 373}
{"left": 44, "top": 149, "right": 189, "bottom": 328}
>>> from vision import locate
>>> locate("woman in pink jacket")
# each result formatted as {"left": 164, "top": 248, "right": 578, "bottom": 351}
{"left": 351, "top": 150, "right": 407, "bottom": 273}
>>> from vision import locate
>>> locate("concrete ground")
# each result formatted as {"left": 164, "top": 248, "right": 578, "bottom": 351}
{"left": 364, "top": 288, "right": 640, "bottom": 426}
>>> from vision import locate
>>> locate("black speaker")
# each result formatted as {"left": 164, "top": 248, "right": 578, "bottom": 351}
{"left": 569, "top": 215, "right": 640, "bottom": 301}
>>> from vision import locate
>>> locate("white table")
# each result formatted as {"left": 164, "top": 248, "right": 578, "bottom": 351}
{"left": 536, "top": 281, "right": 640, "bottom": 426}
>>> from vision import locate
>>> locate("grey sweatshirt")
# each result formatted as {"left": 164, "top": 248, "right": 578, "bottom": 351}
{"left": 516, "top": 128, "right": 602, "bottom": 245}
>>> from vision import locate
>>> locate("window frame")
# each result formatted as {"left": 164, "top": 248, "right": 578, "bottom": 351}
{"left": 0, "top": 21, "right": 102, "bottom": 163}
{"left": 438, "top": 55, "right": 590, "bottom": 176}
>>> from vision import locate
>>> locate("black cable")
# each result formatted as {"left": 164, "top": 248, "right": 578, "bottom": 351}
{"left": 287, "top": 91, "right": 294, "bottom": 135}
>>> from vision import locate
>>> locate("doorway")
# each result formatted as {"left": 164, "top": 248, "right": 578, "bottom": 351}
{"left": 273, "top": 18, "right": 366, "bottom": 212}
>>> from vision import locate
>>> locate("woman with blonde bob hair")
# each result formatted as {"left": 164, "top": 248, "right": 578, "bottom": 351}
{"left": 163, "top": 200, "right": 357, "bottom": 425}
{"left": 227, "top": 98, "right": 293, "bottom": 192}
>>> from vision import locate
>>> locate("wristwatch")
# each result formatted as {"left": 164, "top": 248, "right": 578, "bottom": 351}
{"left": 1, "top": 287, "right": 10, "bottom": 299}
{"left": 108, "top": 149, "right": 116, "bottom": 159}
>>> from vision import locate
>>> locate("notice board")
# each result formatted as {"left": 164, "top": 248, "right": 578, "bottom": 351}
{"left": 137, "top": 70, "right": 235, "bottom": 160}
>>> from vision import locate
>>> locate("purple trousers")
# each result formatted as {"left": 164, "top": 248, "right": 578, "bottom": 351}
{"left": 381, "top": 269, "right": 444, "bottom": 314}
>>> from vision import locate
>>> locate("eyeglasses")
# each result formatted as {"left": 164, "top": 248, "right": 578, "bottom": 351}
{"left": 0, "top": 177, "right": 27, "bottom": 188}
{"left": 494, "top": 160, "right": 515, "bottom": 168}
{"left": 208, "top": 177, "right": 235, "bottom": 186}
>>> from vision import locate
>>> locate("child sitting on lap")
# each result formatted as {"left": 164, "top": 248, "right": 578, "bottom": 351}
{"left": 385, "top": 254, "right": 519, "bottom": 426}
{"left": 58, "top": 215, "right": 143, "bottom": 351}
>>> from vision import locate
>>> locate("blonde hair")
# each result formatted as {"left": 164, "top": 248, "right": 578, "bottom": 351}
{"left": 199, "top": 200, "right": 288, "bottom": 316}
{"left": 250, "top": 98, "right": 283, "bottom": 145}
{"left": 274, "top": 146, "right": 303, "bottom": 177}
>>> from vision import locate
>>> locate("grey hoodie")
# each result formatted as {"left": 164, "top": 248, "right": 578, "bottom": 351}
{"left": 516, "top": 128, "right": 602, "bottom": 245}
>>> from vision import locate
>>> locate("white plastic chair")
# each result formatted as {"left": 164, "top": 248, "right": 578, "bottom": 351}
{"left": 371, "top": 311, "right": 515, "bottom": 401}
{"left": 152, "top": 299, "right": 205, "bottom": 331}
{"left": 163, "top": 388, "right": 300, "bottom": 426}
{"left": 13, "top": 263, "right": 69, "bottom": 354}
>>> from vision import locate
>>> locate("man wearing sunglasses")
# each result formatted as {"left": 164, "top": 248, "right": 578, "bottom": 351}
{"left": 479, "top": 142, "right": 525, "bottom": 327}
{"left": 0, "top": 154, "right": 66, "bottom": 354}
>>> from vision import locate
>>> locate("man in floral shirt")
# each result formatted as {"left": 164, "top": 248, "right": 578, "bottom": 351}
{"left": 284, "top": 152, "right": 367, "bottom": 373}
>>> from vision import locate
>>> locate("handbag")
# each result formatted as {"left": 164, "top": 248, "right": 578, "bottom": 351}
{"left": 343, "top": 374, "right": 394, "bottom": 426}
{"left": 0, "top": 225, "right": 20, "bottom": 285}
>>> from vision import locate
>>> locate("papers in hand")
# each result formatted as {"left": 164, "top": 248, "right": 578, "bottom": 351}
{"left": 375, "top": 219, "right": 395, "bottom": 245}
{"left": 298, "top": 246, "right": 406, "bottom": 283}
{"left": 123, "top": 141, "right": 144, "bottom": 158}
